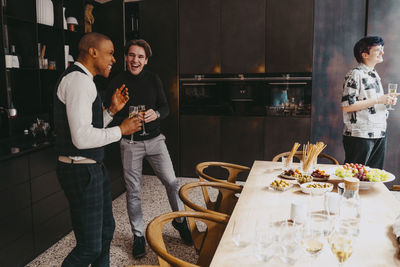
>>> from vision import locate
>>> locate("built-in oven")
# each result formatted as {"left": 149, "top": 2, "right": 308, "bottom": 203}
{"left": 179, "top": 74, "right": 312, "bottom": 116}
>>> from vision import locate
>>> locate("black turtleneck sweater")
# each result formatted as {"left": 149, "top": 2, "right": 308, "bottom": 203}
{"left": 105, "top": 70, "right": 169, "bottom": 141}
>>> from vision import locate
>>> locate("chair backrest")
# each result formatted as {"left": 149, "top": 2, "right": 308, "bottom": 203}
{"left": 146, "top": 211, "right": 229, "bottom": 267}
{"left": 179, "top": 181, "right": 242, "bottom": 252}
{"left": 195, "top": 161, "right": 250, "bottom": 184}
{"left": 272, "top": 151, "right": 339, "bottom": 165}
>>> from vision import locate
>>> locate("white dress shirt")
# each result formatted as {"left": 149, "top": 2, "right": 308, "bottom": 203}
{"left": 56, "top": 62, "right": 121, "bottom": 154}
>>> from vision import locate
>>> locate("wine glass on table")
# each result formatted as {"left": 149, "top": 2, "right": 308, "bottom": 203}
{"left": 387, "top": 83, "right": 397, "bottom": 110}
{"left": 328, "top": 225, "right": 355, "bottom": 267}
{"left": 301, "top": 218, "right": 325, "bottom": 267}
{"left": 138, "top": 105, "right": 149, "bottom": 136}
{"left": 128, "top": 106, "right": 138, "bottom": 144}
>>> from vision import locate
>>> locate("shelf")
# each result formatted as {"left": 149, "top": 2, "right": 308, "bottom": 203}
{"left": 5, "top": 15, "right": 36, "bottom": 25}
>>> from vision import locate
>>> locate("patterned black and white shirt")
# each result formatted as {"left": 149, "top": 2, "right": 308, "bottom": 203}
{"left": 342, "top": 63, "right": 388, "bottom": 139}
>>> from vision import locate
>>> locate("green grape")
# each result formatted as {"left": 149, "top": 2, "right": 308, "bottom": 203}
{"left": 335, "top": 168, "right": 355, "bottom": 178}
{"left": 365, "top": 169, "right": 389, "bottom": 182}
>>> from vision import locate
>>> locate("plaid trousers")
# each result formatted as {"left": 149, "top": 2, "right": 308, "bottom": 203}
{"left": 56, "top": 161, "right": 115, "bottom": 267}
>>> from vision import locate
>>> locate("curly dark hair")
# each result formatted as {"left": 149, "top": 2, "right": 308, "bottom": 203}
{"left": 353, "top": 36, "right": 384, "bottom": 63}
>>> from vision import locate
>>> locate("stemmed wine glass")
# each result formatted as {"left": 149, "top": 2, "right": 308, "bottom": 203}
{"left": 301, "top": 217, "right": 325, "bottom": 267}
{"left": 138, "top": 105, "right": 149, "bottom": 136}
{"left": 387, "top": 83, "right": 398, "bottom": 110}
{"left": 128, "top": 106, "right": 138, "bottom": 144}
{"left": 328, "top": 225, "right": 355, "bottom": 266}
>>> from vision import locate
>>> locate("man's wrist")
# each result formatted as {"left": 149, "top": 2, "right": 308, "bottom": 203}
{"left": 155, "top": 110, "right": 160, "bottom": 119}
{"left": 107, "top": 107, "right": 115, "bottom": 117}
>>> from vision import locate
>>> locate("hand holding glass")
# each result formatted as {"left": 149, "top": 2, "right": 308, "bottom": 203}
{"left": 387, "top": 83, "right": 397, "bottom": 110}
{"left": 138, "top": 105, "right": 149, "bottom": 136}
{"left": 128, "top": 106, "right": 138, "bottom": 144}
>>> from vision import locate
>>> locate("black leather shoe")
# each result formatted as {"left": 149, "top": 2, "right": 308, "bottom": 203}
{"left": 132, "top": 235, "right": 146, "bottom": 259}
{"left": 172, "top": 218, "right": 193, "bottom": 245}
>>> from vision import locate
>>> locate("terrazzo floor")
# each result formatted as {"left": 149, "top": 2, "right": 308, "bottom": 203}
{"left": 26, "top": 175, "right": 202, "bottom": 267}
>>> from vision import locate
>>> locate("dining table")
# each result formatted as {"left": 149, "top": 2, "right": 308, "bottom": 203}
{"left": 209, "top": 160, "right": 400, "bottom": 267}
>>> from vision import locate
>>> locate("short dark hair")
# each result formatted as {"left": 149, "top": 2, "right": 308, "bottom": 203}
{"left": 78, "top": 32, "right": 111, "bottom": 56}
{"left": 353, "top": 36, "right": 384, "bottom": 63}
{"left": 124, "top": 39, "right": 152, "bottom": 58}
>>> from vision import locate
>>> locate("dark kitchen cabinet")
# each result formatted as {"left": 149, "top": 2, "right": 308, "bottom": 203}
{"left": 179, "top": 0, "right": 220, "bottom": 74}
{"left": 179, "top": 0, "right": 313, "bottom": 74}
{"left": 221, "top": 116, "right": 264, "bottom": 169}
{"left": 264, "top": 117, "right": 311, "bottom": 160}
{"left": 180, "top": 115, "right": 221, "bottom": 177}
{"left": 220, "top": 0, "right": 266, "bottom": 73}
{"left": 266, "top": 0, "right": 314, "bottom": 73}
{"left": 0, "top": 0, "right": 85, "bottom": 136}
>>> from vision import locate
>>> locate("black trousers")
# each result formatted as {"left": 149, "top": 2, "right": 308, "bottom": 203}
{"left": 56, "top": 162, "right": 115, "bottom": 267}
{"left": 343, "top": 135, "right": 386, "bottom": 169}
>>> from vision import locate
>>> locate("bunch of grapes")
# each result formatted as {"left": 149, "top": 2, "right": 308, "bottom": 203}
{"left": 343, "top": 163, "right": 368, "bottom": 181}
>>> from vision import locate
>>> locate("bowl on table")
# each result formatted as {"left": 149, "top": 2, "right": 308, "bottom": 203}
{"left": 300, "top": 182, "right": 333, "bottom": 195}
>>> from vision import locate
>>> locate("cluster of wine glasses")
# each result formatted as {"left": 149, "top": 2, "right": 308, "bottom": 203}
{"left": 231, "top": 193, "right": 359, "bottom": 266}
{"left": 128, "top": 105, "right": 148, "bottom": 144}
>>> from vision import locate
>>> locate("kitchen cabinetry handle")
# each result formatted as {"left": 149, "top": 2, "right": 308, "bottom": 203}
{"left": 268, "top": 82, "right": 308, "bottom": 85}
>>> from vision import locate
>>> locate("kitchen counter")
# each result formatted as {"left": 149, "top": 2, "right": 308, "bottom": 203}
{"left": 0, "top": 134, "right": 55, "bottom": 162}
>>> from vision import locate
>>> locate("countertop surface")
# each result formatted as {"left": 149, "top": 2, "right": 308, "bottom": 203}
{"left": 0, "top": 134, "right": 55, "bottom": 162}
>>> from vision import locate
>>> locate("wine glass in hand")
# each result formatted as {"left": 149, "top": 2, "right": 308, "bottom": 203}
{"left": 138, "top": 105, "right": 149, "bottom": 136}
{"left": 387, "top": 83, "right": 398, "bottom": 110}
{"left": 128, "top": 106, "right": 138, "bottom": 144}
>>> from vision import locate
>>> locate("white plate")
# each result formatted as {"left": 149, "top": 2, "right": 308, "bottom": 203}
{"left": 269, "top": 180, "right": 293, "bottom": 192}
{"left": 327, "top": 166, "right": 395, "bottom": 190}
{"left": 300, "top": 182, "right": 333, "bottom": 195}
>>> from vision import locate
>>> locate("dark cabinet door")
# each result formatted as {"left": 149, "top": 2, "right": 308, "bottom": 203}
{"left": 266, "top": 0, "right": 314, "bottom": 72}
{"left": 221, "top": 0, "right": 266, "bottom": 73}
{"left": 180, "top": 115, "right": 221, "bottom": 177}
{"left": 221, "top": 116, "right": 263, "bottom": 171}
{"left": 179, "top": 0, "right": 221, "bottom": 74}
{"left": 264, "top": 117, "right": 311, "bottom": 161}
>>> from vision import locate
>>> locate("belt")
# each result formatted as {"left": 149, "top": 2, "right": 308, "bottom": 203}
{"left": 58, "top": 156, "right": 97, "bottom": 164}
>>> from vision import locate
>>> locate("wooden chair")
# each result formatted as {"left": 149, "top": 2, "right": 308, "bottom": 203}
{"left": 179, "top": 181, "right": 242, "bottom": 251}
{"left": 146, "top": 211, "right": 229, "bottom": 267}
{"left": 195, "top": 162, "right": 249, "bottom": 214}
{"left": 272, "top": 151, "right": 339, "bottom": 165}
{"left": 195, "top": 161, "right": 250, "bottom": 184}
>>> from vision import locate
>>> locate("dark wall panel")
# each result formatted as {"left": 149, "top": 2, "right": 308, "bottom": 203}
{"left": 368, "top": 0, "right": 400, "bottom": 186}
{"left": 221, "top": 0, "right": 265, "bottom": 73}
{"left": 140, "top": 0, "right": 180, "bottom": 174}
{"left": 311, "top": 0, "right": 366, "bottom": 164}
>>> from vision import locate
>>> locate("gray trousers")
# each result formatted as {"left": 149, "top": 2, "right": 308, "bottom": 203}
{"left": 120, "top": 134, "right": 184, "bottom": 237}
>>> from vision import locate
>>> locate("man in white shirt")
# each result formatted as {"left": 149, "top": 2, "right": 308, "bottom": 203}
{"left": 54, "top": 32, "right": 141, "bottom": 267}
{"left": 342, "top": 36, "right": 398, "bottom": 168}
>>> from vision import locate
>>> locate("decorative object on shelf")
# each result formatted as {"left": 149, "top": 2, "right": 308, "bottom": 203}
{"left": 10, "top": 45, "right": 20, "bottom": 68}
{"left": 68, "top": 54, "right": 74, "bottom": 67}
{"left": 8, "top": 101, "right": 17, "bottom": 119}
{"left": 63, "top": 7, "right": 67, "bottom": 30}
{"left": 84, "top": 3, "right": 94, "bottom": 33}
{"left": 66, "top": 17, "right": 78, "bottom": 31}
{"left": 48, "top": 60, "right": 56, "bottom": 70}
{"left": 64, "top": 45, "right": 69, "bottom": 69}
{"left": 36, "top": 0, "right": 54, "bottom": 26}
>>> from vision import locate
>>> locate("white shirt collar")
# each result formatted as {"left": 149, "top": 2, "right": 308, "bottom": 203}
{"left": 358, "top": 63, "right": 375, "bottom": 72}
{"left": 74, "top": 62, "right": 94, "bottom": 79}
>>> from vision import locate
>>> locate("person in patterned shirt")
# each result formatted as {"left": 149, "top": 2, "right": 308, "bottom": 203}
{"left": 341, "top": 36, "right": 398, "bottom": 169}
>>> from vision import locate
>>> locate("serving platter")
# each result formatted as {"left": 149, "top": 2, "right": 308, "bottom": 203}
{"left": 327, "top": 166, "right": 395, "bottom": 190}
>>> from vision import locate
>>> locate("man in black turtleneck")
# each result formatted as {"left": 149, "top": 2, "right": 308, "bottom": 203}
{"left": 106, "top": 39, "right": 192, "bottom": 259}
